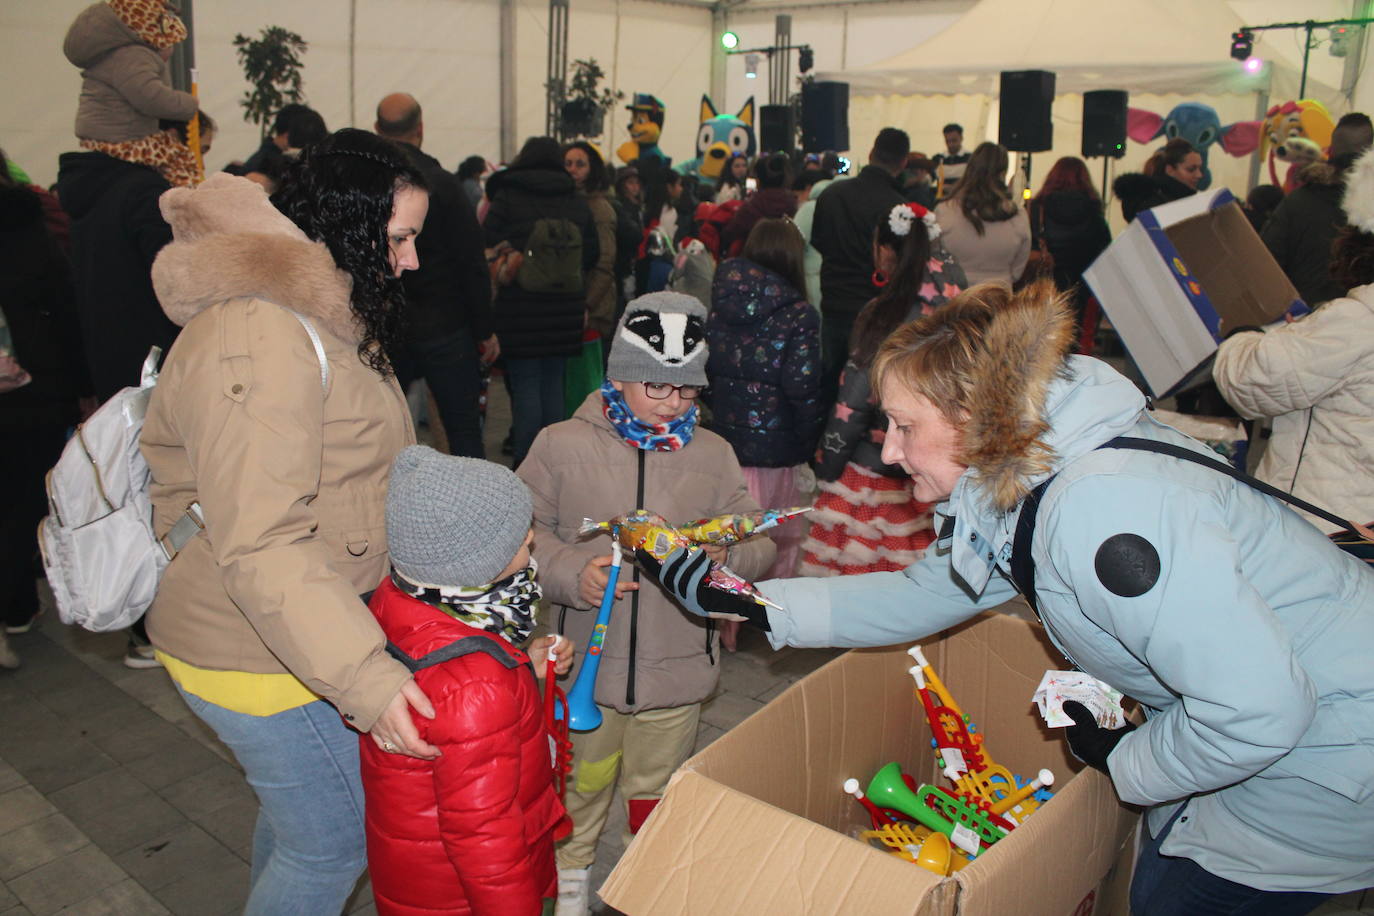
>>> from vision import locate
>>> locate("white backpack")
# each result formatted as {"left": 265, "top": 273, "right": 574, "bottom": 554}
{"left": 39, "top": 311, "right": 329, "bottom": 632}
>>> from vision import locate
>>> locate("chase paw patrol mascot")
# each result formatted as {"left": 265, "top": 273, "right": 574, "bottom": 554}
{"left": 617, "top": 93, "right": 670, "bottom": 168}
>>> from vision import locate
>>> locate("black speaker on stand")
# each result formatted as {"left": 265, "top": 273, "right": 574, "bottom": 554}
{"left": 1082, "top": 90, "right": 1128, "bottom": 158}
{"left": 801, "top": 81, "right": 849, "bottom": 152}
{"left": 998, "top": 70, "right": 1055, "bottom": 152}
{"left": 759, "top": 104, "right": 795, "bottom": 155}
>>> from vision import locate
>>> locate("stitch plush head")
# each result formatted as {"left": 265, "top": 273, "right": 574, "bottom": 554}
{"left": 693, "top": 95, "right": 756, "bottom": 182}
{"left": 1127, "top": 102, "right": 1261, "bottom": 191}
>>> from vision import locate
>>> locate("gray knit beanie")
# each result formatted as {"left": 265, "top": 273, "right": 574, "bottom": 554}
{"left": 386, "top": 446, "right": 533, "bottom": 587}
{"left": 606, "top": 291, "right": 709, "bottom": 386}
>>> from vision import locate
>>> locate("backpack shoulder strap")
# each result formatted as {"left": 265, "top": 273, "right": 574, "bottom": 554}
{"left": 386, "top": 634, "right": 523, "bottom": 674}
{"left": 1009, "top": 476, "right": 1054, "bottom": 618}
{"left": 1102, "top": 436, "right": 1357, "bottom": 534}
{"left": 284, "top": 309, "right": 329, "bottom": 395}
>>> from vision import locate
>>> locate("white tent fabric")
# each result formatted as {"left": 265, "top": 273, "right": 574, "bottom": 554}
{"left": 817, "top": 0, "right": 1334, "bottom": 103}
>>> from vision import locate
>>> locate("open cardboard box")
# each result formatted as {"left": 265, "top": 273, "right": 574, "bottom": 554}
{"left": 1083, "top": 190, "right": 1303, "bottom": 399}
{"left": 600, "top": 611, "right": 1140, "bottom": 915}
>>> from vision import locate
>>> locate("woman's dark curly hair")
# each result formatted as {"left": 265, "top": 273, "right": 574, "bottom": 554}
{"left": 272, "top": 128, "right": 427, "bottom": 374}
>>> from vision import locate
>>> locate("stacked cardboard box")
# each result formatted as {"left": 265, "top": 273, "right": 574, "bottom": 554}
{"left": 602, "top": 611, "right": 1140, "bottom": 915}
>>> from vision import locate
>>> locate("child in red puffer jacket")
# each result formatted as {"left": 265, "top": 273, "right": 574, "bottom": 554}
{"left": 361, "top": 446, "right": 573, "bottom": 916}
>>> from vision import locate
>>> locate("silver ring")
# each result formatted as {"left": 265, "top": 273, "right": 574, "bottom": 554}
{"left": 382, "top": 741, "right": 397, "bottom": 753}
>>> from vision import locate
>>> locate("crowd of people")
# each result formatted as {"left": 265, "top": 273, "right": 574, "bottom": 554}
{"left": 4, "top": 3, "right": 1374, "bottom": 914}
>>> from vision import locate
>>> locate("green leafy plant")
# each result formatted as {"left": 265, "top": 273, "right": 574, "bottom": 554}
{"left": 551, "top": 58, "right": 624, "bottom": 139}
{"left": 233, "top": 27, "right": 309, "bottom": 139}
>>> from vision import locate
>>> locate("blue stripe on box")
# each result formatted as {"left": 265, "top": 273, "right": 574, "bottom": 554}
{"left": 1137, "top": 196, "right": 1229, "bottom": 340}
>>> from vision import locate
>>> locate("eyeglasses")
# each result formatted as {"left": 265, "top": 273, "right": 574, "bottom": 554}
{"left": 643, "top": 382, "right": 703, "bottom": 400}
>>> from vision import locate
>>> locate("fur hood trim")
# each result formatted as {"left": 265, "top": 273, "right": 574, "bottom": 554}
{"left": 960, "top": 292, "right": 1076, "bottom": 512}
{"left": 151, "top": 173, "right": 357, "bottom": 343}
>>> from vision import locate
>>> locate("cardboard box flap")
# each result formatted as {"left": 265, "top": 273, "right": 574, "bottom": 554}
{"left": 1161, "top": 200, "right": 1297, "bottom": 332}
{"left": 599, "top": 768, "right": 948, "bottom": 916}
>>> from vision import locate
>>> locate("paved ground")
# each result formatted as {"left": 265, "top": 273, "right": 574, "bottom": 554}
{"left": 2, "top": 377, "right": 1369, "bottom": 915}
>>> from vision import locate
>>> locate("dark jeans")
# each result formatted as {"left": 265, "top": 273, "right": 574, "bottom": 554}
{"left": 506, "top": 356, "right": 566, "bottom": 465}
{"left": 393, "top": 328, "right": 485, "bottom": 458}
{"left": 1, "top": 424, "right": 68, "bottom": 627}
{"left": 1130, "top": 806, "right": 1330, "bottom": 916}
{"left": 820, "top": 308, "right": 859, "bottom": 410}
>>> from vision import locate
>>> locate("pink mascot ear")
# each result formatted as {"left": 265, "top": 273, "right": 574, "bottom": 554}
{"left": 1127, "top": 108, "right": 1164, "bottom": 144}
{"left": 1219, "top": 121, "right": 1262, "bottom": 156}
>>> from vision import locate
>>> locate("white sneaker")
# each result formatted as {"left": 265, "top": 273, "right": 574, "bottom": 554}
{"left": 556, "top": 866, "right": 592, "bottom": 916}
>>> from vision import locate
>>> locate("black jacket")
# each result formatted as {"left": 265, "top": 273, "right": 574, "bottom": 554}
{"left": 1112, "top": 172, "right": 1195, "bottom": 224}
{"left": 0, "top": 184, "right": 86, "bottom": 429}
{"left": 811, "top": 166, "right": 905, "bottom": 316}
{"left": 1262, "top": 164, "right": 1346, "bottom": 308}
{"left": 56, "top": 151, "right": 177, "bottom": 402}
{"left": 395, "top": 142, "right": 493, "bottom": 342}
{"left": 1030, "top": 191, "right": 1112, "bottom": 291}
{"left": 483, "top": 165, "right": 599, "bottom": 359}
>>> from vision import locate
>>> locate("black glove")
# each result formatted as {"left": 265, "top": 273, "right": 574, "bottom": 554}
{"left": 633, "top": 546, "right": 771, "bottom": 631}
{"left": 1062, "top": 700, "right": 1136, "bottom": 775}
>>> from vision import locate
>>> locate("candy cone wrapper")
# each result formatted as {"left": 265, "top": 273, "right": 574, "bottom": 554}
{"left": 578, "top": 507, "right": 809, "bottom": 610}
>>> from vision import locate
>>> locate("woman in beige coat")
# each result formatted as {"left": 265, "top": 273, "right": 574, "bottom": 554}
{"left": 141, "top": 130, "right": 434, "bottom": 915}
{"left": 934, "top": 142, "right": 1031, "bottom": 286}
{"left": 564, "top": 141, "right": 619, "bottom": 349}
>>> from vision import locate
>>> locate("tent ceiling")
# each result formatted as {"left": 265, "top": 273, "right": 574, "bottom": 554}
{"left": 820, "top": 0, "right": 1336, "bottom": 99}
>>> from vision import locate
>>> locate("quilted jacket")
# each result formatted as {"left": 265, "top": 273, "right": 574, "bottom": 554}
{"left": 361, "top": 577, "right": 564, "bottom": 916}
{"left": 705, "top": 257, "right": 822, "bottom": 468}
{"left": 1214, "top": 284, "right": 1374, "bottom": 532}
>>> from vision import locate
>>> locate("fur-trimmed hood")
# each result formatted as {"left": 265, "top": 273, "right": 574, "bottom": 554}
{"left": 151, "top": 173, "right": 358, "bottom": 343}
{"left": 935, "top": 299, "right": 1147, "bottom": 598}
{"left": 956, "top": 296, "right": 1148, "bottom": 513}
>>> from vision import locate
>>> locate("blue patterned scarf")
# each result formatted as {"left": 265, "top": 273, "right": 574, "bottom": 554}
{"left": 600, "top": 378, "right": 698, "bottom": 452}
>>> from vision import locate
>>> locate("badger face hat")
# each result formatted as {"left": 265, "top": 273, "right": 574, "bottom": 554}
{"left": 607, "top": 291, "right": 709, "bottom": 387}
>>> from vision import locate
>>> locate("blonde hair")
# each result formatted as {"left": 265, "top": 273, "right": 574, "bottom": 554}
{"left": 871, "top": 279, "right": 1065, "bottom": 428}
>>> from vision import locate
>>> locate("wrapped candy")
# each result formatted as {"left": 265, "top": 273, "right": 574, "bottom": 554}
{"left": 578, "top": 507, "right": 810, "bottom": 611}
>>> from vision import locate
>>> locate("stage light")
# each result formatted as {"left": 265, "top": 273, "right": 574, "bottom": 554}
{"left": 799, "top": 46, "right": 814, "bottom": 73}
{"left": 1230, "top": 29, "right": 1254, "bottom": 61}
{"left": 1243, "top": 56, "right": 1263, "bottom": 73}
{"left": 745, "top": 53, "right": 760, "bottom": 79}
{"left": 721, "top": 31, "right": 739, "bottom": 50}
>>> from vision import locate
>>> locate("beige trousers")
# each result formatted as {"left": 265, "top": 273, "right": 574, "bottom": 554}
{"left": 555, "top": 702, "right": 701, "bottom": 869}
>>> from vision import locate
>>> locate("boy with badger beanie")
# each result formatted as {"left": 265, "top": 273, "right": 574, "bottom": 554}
{"left": 516, "top": 292, "right": 775, "bottom": 915}
{"left": 361, "top": 446, "right": 573, "bottom": 916}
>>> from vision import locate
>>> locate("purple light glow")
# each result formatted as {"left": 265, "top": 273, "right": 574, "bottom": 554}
{"left": 1244, "top": 56, "right": 1263, "bottom": 73}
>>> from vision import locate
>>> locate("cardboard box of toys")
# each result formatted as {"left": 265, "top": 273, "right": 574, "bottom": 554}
{"left": 600, "top": 610, "right": 1140, "bottom": 916}
{"left": 1083, "top": 189, "right": 1303, "bottom": 399}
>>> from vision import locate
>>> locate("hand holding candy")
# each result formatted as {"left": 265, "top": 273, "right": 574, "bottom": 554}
{"left": 634, "top": 546, "right": 771, "bottom": 629}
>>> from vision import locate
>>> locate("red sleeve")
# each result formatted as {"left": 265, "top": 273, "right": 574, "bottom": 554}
{"left": 429, "top": 671, "right": 544, "bottom": 916}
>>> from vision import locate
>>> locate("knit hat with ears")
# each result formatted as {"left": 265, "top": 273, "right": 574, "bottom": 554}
{"left": 606, "top": 291, "right": 709, "bottom": 387}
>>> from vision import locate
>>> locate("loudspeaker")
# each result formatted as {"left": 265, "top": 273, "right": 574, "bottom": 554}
{"left": 759, "top": 104, "right": 794, "bottom": 154}
{"left": 1082, "top": 90, "right": 1128, "bottom": 158}
{"left": 998, "top": 70, "right": 1055, "bottom": 152}
{"left": 801, "top": 81, "right": 849, "bottom": 152}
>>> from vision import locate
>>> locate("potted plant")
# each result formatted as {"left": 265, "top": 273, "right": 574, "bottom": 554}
{"left": 555, "top": 58, "right": 624, "bottom": 140}
{"left": 233, "top": 26, "right": 309, "bottom": 139}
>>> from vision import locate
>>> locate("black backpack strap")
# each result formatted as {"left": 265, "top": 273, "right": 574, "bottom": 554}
{"left": 386, "top": 635, "right": 523, "bottom": 674}
{"left": 1101, "top": 436, "right": 1359, "bottom": 535}
{"left": 1009, "top": 477, "right": 1055, "bottom": 619}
